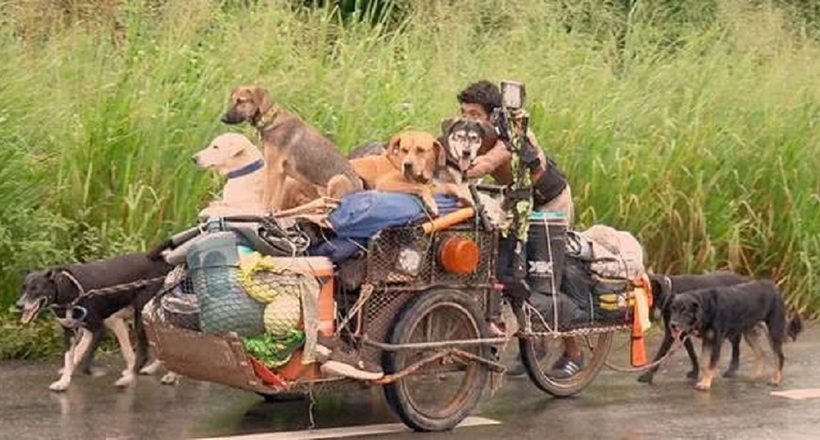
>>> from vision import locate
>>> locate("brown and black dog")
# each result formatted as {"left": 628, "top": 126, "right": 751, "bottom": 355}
{"left": 668, "top": 279, "right": 803, "bottom": 391}
{"left": 221, "top": 85, "right": 362, "bottom": 211}
{"left": 350, "top": 130, "right": 472, "bottom": 215}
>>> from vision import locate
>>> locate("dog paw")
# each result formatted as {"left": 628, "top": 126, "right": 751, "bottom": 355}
{"left": 85, "top": 367, "right": 107, "bottom": 378}
{"left": 114, "top": 373, "right": 135, "bottom": 388}
{"left": 694, "top": 381, "right": 712, "bottom": 391}
{"left": 722, "top": 369, "right": 738, "bottom": 378}
{"left": 160, "top": 372, "right": 180, "bottom": 385}
{"left": 686, "top": 369, "right": 699, "bottom": 379}
{"left": 139, "top": 360, "right": 162, "bottom": 376}
{"left": 49, "top": 380, "right": 70, "bottom": 392}
{"left": 636, "top": 373, "right": 653, "bottom": 384}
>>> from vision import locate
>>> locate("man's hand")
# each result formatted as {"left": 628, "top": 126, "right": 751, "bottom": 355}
{"left": 519, "top": 140, "right": 541, "bottom": 172}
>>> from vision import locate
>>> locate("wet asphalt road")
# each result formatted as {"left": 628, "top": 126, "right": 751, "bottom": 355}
{"left": 1, "top": 324, "right": 819, "bottom": 440}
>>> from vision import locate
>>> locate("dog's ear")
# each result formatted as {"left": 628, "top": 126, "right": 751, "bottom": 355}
{"left": 691, "top": 296, "right": 704, "bottom": 324}
{"left": 434, "top": 139, "right": 446, "bottom": 169}
{"left": 440, "top": 117, "right": 457, "bottom": 137}
{"left": 649, "top": 275, "right": 672, "bottom": 311}
{"left": 250, "top": 86, "right": 273, "bottom": 116}
{"left": 386, "top": 134, "right": 403, "bottom": 168}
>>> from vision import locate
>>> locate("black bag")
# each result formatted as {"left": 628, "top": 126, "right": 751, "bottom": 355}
{"left": 561, "top": 256, "right": 594, "bottom": 314}
{"left": 591, "top": 278, "right": 632, "bottom": 324}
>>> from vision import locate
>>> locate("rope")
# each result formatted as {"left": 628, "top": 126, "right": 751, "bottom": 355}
{"left": 307, "top": 384, "right": 317, "bottom": 430}
{"left": 58, "top": 270, "right": 86, "bottom": 296}
{"left": 335, "top": 284, "right": 374, "bottom": 337}
{"left": 603, "top": 335, "right": 689, "bottom": 374}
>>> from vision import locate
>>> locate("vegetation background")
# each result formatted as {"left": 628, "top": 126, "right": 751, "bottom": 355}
{"left": 0, "top": 0, "right": 818, "bottom": 359}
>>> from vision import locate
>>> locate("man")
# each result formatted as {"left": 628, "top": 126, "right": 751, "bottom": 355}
{"left": 456, "top": 80, "right": 582, "bottom": 379}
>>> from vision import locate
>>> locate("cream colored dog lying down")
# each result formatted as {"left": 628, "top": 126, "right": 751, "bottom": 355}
{"left": 193, "top": 133, "right": 318, "bottom": 218}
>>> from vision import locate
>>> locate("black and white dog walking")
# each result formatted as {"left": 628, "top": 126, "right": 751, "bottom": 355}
{"left": 17, "top": 252, "right": 172, "bottom": 392}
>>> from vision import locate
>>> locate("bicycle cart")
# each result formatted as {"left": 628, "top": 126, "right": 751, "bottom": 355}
{"left": 143, "top": 79, "right": 652, "bottom": 432}
{"left": 142, "top": 202, "right": 648, "bottom": 432}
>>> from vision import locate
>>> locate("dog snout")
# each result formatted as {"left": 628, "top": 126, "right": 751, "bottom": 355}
{"left": 191, "top": 154, "right": 198, "bottom": 165}
{"left": 14, "top": 299, "right": 24, "bottom": 310}
{"left": 221, "top": 111, "right": 243, "bottom": 125}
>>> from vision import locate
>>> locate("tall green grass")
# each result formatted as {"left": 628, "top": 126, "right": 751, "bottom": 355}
{"left": 0, "top": 0, "right": 817, "bottom": 357}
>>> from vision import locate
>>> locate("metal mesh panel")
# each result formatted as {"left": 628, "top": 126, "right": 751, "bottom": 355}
{"left": 360, "top": 290, "right": 414, "bottom": 363}
{"left": 364, "top": 225, "right": 497, "bottom": 288}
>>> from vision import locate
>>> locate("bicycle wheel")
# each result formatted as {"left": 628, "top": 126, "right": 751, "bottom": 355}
{"left": 520, "top": 330, "right": 613, "bottom": 397}
{"left": 383, "top": 288, "right": 490, "bottom": 431}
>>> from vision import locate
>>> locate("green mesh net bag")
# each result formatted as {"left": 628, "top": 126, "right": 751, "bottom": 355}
{"left": 187, "top": 231, "right": 265, "bottom": 337}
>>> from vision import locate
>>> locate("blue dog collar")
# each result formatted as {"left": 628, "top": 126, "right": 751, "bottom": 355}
{"left": 227, "top": 159, "right": 264, "bottom": 179}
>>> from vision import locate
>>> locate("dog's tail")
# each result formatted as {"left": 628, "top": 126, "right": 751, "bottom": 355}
{"left": 787, "top": 313, "right": 803, "bottom": 342}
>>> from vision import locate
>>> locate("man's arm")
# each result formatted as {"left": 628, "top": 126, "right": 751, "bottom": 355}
{"left": 466, "top": 139, "right": 512, "bottom": 179}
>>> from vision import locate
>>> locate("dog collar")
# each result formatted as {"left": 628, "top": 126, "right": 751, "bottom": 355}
{"left": 227, "top": 159, "right": 264, "bottom": 179}
{"left": 255, "top": 105, "right": 280, "bottom": 132}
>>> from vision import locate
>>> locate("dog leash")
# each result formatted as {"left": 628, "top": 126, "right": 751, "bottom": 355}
{"left": 58, "top": 270, "right": 86, "bottom": 297}
{"left": 603, "top": 334, "right": 689, "bottom": 373}
{"left": 55, "top": 272, "right": 168, "bottom": 308}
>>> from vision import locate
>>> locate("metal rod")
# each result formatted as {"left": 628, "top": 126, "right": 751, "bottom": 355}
{"left": 362, "top": 335, "right": 509, "bottom": 351}
{"left": 374, "top": 348, "right": 505, "bottom": 385}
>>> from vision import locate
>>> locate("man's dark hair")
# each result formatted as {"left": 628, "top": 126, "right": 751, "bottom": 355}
{"left": 457, "top": 80, "right": 502, "bottom": 116}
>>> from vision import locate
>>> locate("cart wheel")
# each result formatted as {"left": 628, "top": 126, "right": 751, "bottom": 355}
{"left": 383, "top": 288, "right": 490, "bottom": 432}
{"left": 519, "top": 331, "right": 613, "bottom": 397}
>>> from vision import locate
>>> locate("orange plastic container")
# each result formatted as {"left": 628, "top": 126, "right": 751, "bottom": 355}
{"left": 438, "top": 236, "right": 480, "bottom": 274}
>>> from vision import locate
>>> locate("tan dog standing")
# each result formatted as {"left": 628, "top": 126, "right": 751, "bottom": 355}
{"left": 194, "top": 133, "right": 319, "bottom": 218}
{"left": 350, "top": 130, "right": 473, "bottom": 215}
{"left": 221, "top": 85, "right": 362, "bottom": 211}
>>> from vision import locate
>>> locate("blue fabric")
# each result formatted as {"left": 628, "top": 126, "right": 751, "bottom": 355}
{"left": 308, "top": 191, "right": 461, "bottom": 261}
{"left": 308, "top": 238, "right": 367, "bottom": 263}
{"left": 327, "top": 191, "right": 459, "bottom": 239}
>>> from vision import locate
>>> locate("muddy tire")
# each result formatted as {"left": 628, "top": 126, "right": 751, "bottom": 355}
{"left": 520, "top": 331, "right": 613, "bottom": 397}
{"left": 383, "top": 289, "right": 490, "bottom": 432}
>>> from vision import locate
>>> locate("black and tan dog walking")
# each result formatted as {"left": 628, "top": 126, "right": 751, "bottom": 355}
{"left": 668, "top": 279, "right": 803, "bottom": 391}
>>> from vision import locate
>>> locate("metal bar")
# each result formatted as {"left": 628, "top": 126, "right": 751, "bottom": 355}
{"left": 374, "top": 349, "right": 454, "bottom": 384}
{"left": 449, "top": 348, "right": 506, "bottom": 373}
{"left": 373, "top": 347, "right": 504, "bottom": 385}
{"left": 362, "top": 335, "right": 509, "bottom": 351}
